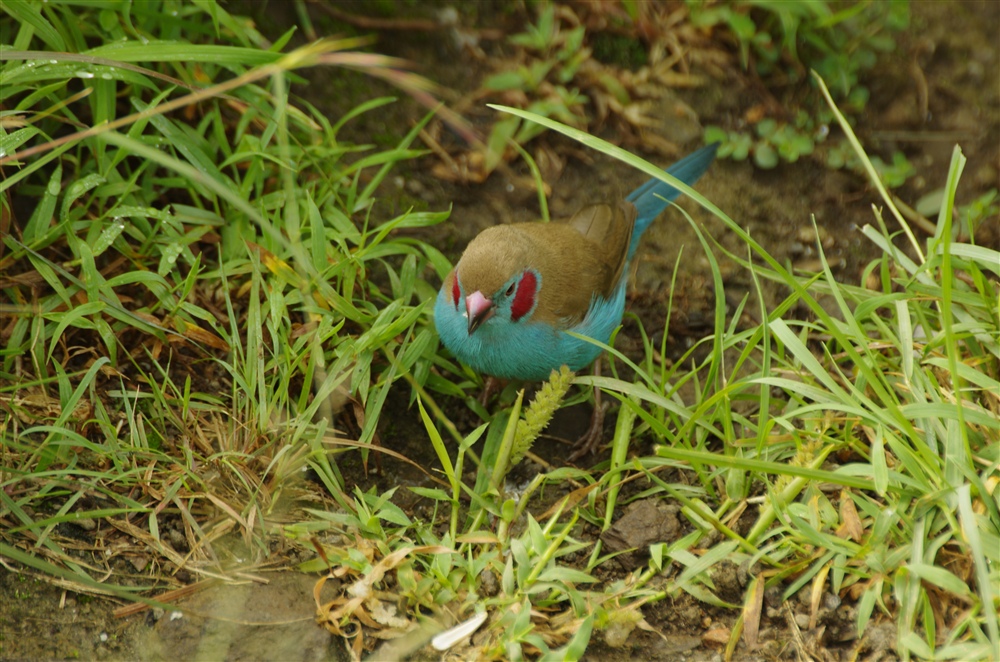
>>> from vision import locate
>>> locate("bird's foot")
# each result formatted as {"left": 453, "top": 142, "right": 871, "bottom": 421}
{"left": 478, "top": 376, "right": 503, "bottom": 407}
{"left": 567, "top": 399, "right": 609, "bottom": 462}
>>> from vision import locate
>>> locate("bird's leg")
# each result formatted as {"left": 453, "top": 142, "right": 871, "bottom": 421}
{"left": 568, "top": 360, "right": 609, "bottom": 461}
{"left": 478, "top": 376, "right": 502, "bottom": 407}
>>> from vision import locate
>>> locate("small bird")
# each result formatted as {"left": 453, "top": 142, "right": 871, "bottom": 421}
{"left": 435, "top": 144, "right": 717, "bottom": 456}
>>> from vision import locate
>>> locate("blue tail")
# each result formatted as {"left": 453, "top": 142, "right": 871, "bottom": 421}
{"left": 626, "top": 143, "right": 718, "bottom": 258}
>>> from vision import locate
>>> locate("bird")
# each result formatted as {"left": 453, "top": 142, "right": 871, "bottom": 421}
{"left": 434, "top": 143, "right": 718, "bottom": 457}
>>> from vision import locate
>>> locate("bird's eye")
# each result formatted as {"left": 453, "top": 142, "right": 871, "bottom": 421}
{"left": 505, "top": 282, "right": 517, "bottom": 297}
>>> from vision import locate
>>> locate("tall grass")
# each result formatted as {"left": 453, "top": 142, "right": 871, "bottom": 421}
{"left": 1, "top": 0, "right": 448, "bottom": 609}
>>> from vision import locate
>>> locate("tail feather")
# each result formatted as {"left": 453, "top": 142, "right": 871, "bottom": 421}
{"left": 627, "top": 142, "right": 718, "bottom": 257}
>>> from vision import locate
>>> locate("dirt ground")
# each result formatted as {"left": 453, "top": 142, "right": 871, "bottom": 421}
{"left": 2, "top": 2, "right": 997, "bottom": 661}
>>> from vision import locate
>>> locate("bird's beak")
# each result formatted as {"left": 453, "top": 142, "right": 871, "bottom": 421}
{"left": 465, "top": 291, "right": 494, "bottom": 335}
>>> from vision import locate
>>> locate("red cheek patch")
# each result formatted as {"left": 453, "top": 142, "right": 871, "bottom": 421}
{"left": 450, "top": 271, "right": 461, "bottom": 307}
{"left": 510, "top": 270, "right": 538, "bottom": 322}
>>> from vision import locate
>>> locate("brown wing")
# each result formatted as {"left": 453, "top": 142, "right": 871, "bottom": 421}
{"left": 560, "top": 201, "right": 636, "bottom": 297}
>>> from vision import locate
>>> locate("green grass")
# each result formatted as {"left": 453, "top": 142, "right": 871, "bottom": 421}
{"left": 489, "top": 95, "right": 999, "bottom": 659}
{"left": 1, "top": 0, "right": 447, "bottom": 610}
{"left": 3, "top": 2, "right": 998, "bottom": 661}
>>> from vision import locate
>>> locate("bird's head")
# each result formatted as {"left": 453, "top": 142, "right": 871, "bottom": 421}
{"left": 441, "top": 227, "right": 542, "bottom": 335}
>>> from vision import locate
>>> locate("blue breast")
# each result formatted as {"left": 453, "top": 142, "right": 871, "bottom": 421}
{"left": 435, "top": 281, "right": 627, "bottom": 381}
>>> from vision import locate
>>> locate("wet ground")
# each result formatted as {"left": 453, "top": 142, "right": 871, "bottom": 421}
{"left": 2, "top": 1, "right": 998, "bottom": 661}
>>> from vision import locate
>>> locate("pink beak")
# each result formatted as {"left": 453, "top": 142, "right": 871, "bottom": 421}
{"left": 465, "top": 291, "right": 494, "bottom": 334}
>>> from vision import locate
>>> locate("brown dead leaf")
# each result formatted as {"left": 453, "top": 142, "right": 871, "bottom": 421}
{"left": 809, "top": 564, "right": 830, "bottom": 630}
{"left": 741, "top": 574, "right": 764, "bottom": 651}
{"left": 368, "top": 599, "right": 412, "bottom": 631}
{"left": 744, "top": 104, "right": 769, "bottom": 124}
{"left": 535, "top": 143, "right": 566, "bottom": 186}
{"left": 4, "top": 392, "right": 93, "bottom": 425}
{"left": 845, "top": 580, "right": 867, "bottom": 601}
{"left": 97, "top": 362, "right": 126, "bottom": 379}
{"left": 246, "top": 241, "right": 304, "bottom": 287}
{"left": 456, "top": 531, "right": 501, "bottom": 545}
{"left": 314, "top": 543, "right": 454, "bottom": 652}
{"left": 176, "top": 320, "right": 230, "bottom": 351}
{"left": 538, "top": 482, "right": 599, "bottom": 520}
{"left": 0, "top": 269, "right": 48, "bottom": 290}
{"left": 430, "top": 151, "right": 489, "bottom": 184}
{"left": 976, "top": 475, "right": 999, "bottom": 515}
{"left": 291, "top": 320, "right": 317, "bottom": 339}
{"left": 130, "top": 310, "right": 162, "bottom": 328}
{"left": 836, "top": 490, "right": 865, "bottom": 542}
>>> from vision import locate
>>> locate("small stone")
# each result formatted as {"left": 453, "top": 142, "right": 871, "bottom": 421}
{"left": 701, "top": 627, "right": 730, "bottom": 649}
{"left": 600, "top": 499, "right": 681, "bottom": 570}
{"left": 165, "top": 529, "right": 185, "bottom": 549}
{"left": 478, "top": 569, "right": 499, "bottom": 597}
{"left": 74, "top": 517, "right": 96, "bottom": 531}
